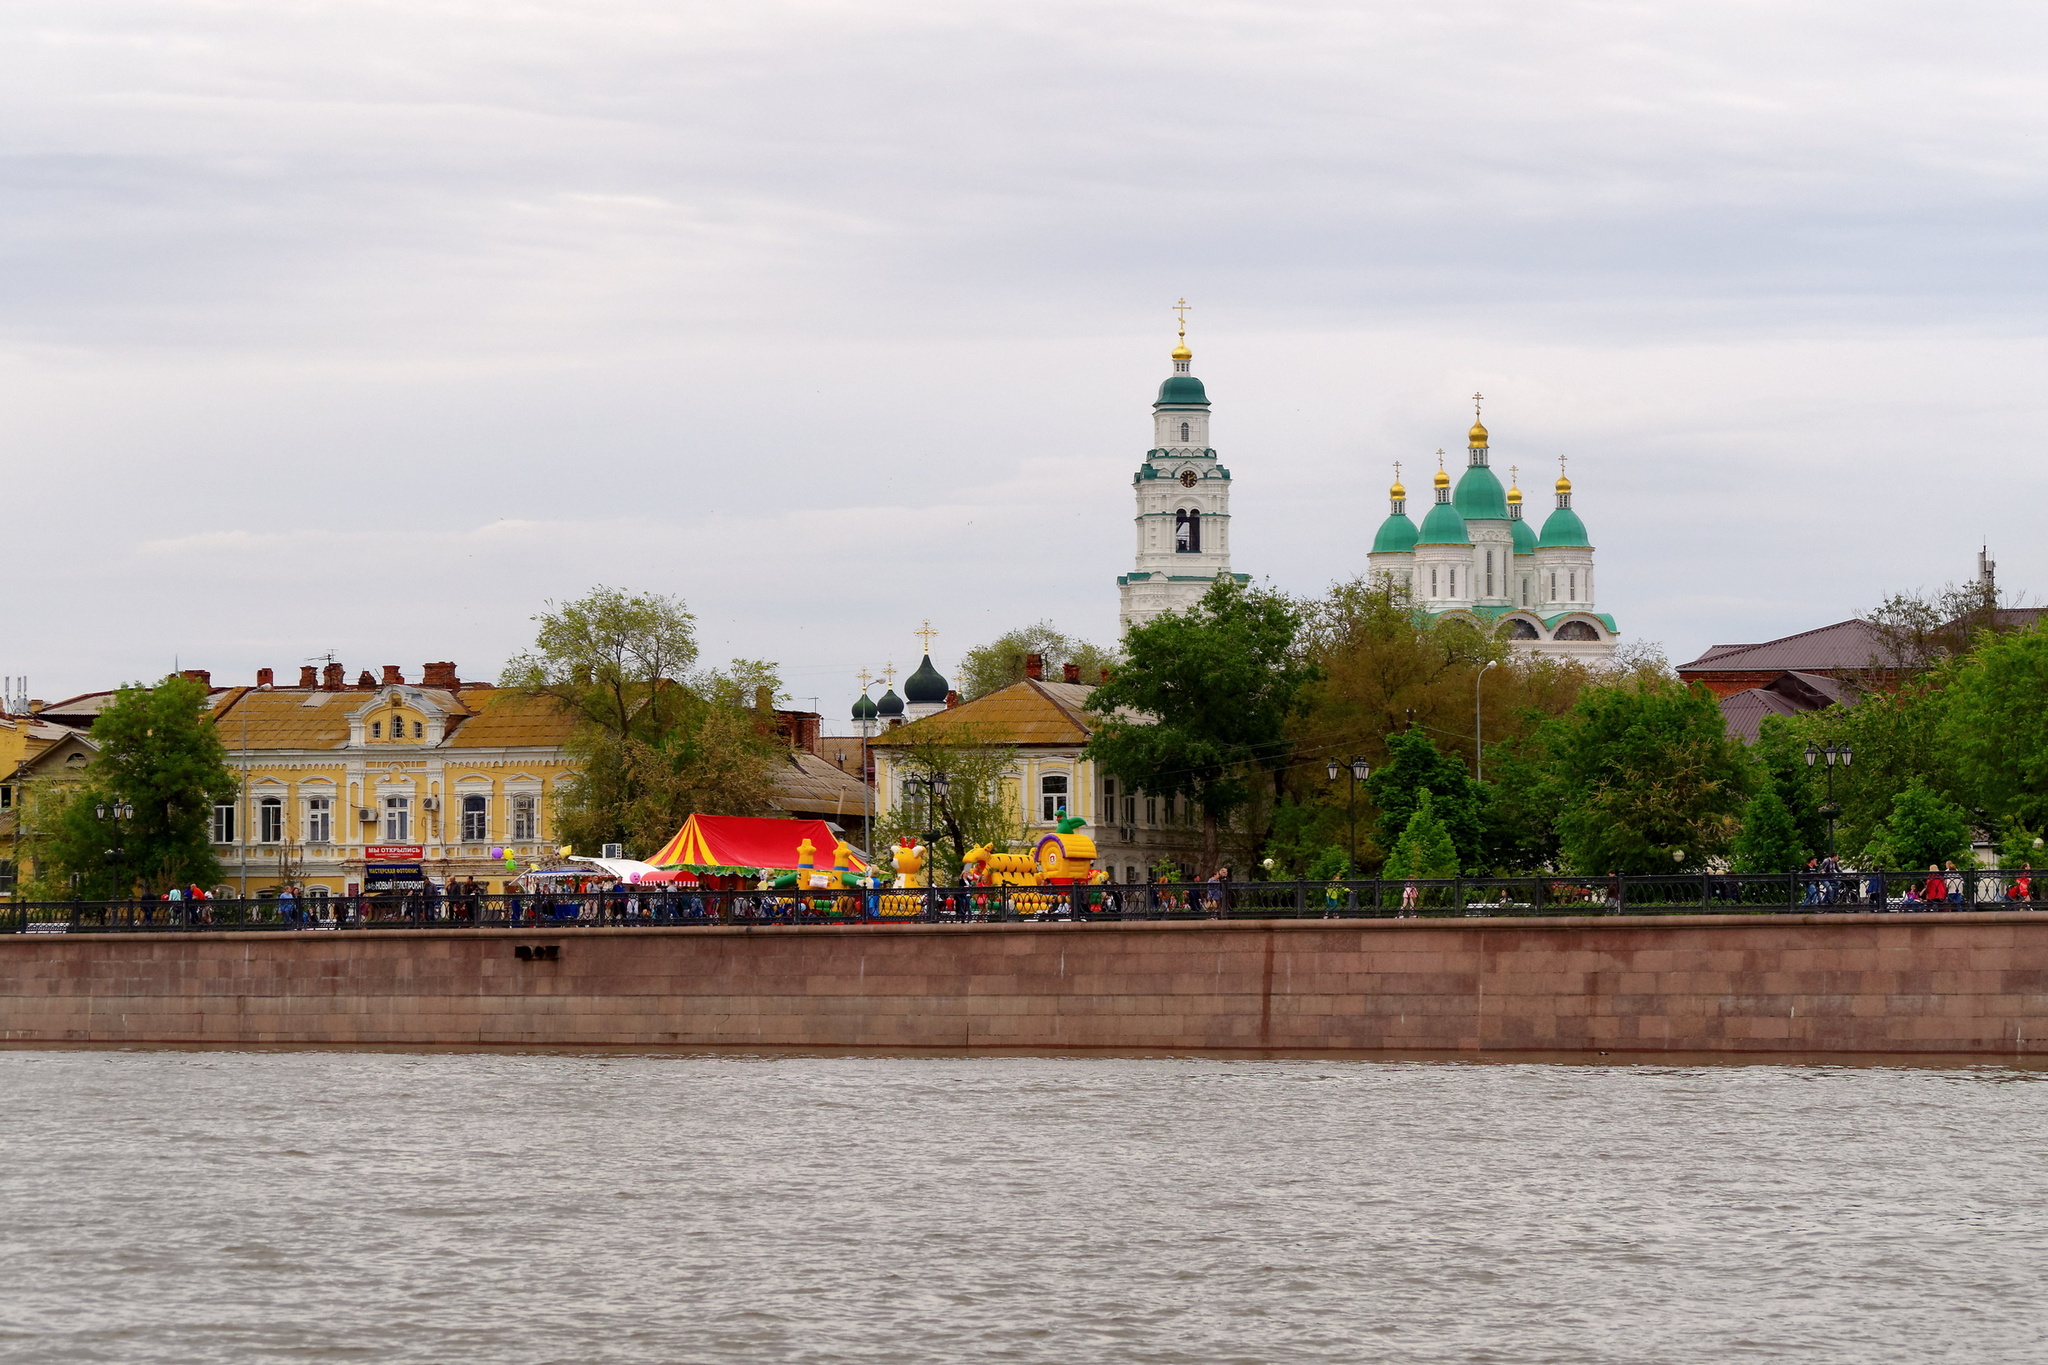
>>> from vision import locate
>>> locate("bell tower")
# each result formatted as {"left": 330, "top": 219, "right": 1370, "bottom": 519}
{"left": 1117, "top": 303, "right": 1249, "bottom": 632}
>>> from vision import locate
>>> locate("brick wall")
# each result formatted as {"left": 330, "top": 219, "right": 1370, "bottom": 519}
{"left": 4, "top": 914, "right": 2046, "bottom": 1055}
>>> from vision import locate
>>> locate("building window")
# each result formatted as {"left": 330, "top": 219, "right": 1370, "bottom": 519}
{"left": 1145, "top": 796, "right": 1158, "bottom": 826}
{"left": 1430, "top": 567, "right": 1439, "bottom": 597}
{"left": 212, "top": 802, "right": 236, "bottom": 844}
{"left": 383, "top": 796, "right": 410, "bottom": 842}
{"left": 306, "top": 797, "right": 331, "bottom": 844}
{"left": 1174, "top": 508, "right": 1201, "bottom": 553}
{"left": 1180, "top": 421, "right": 1190, "bottom": 441}
{"left": 305, "top": 885, "right": 330, "bottom": 899}
{"left": 511, "top": 794, "right": 538, "bottom": 841}
{"left": 1123, "top": 795, "right": 1136, "bottom": 827}
{"left": 1569, "top": 571, "right": 1577, "bottom": 600}
{"left": 1555, "top": 620, "right": 1600, "bottom": 641}
{"left": 1520, "top": 577, "right": 1529, "bottom": 606}
{"left": 1449, "top": 568, "right": 1456, "bottom": 597}
{"left": 370, "top": 721, "right": 382, "bottom": 740}
{"left": 0, "top": 859, "right": 13, "bottom": 894}
{"left": 461, "top": 794, "right": 488, "bottom": 842}
{"left": 1485, "top": 550, "right": 1493, "bottom": 597}
{"left": 1549, "top": 571, "right": 1557, "bottom": 601}
{"left": 1506, "top": 618, "right": 1540, "bottom": 640}
{"left": 412, "top": 721, "right": 422, "bottom": 739}
{"left": 0, "top": 784, "right": 11, "bottom": 810}
{"left": 258, "top": 797, "right": 283, "bottom": 844}
{"left": 1040, "top": 773, "right": 1069, "bottom": 822}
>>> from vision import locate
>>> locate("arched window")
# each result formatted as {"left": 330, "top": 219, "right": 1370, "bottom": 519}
{"left": 1506, "top": 618, "right": 1540, "bottom": 640}
{"left": 1180, "top": 421, "right": 1190, "bottom": 441}
{"left": 1040, "top": 773, "right": 1069, "bottom": 822}
{"left": 1555, "top": 621, "right": 1599, "bottom": 641}
{"left": 1175, "top": 508, "right": 1201, "bottom": 553}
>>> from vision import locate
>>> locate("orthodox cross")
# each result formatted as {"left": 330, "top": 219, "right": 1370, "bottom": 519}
{"left": 915, "top": 620, "right": 938, "bottom": 653}
{"left": 1472, "top": 391, "right": 1484, "bottom": 420}
{"left": 1173, "top": 297, "right": 1191, "bottom": 340}
{"left": 1392, "top": 458, "right": 1402, "bottom": 483}
{"left": 883, "top": 663, "right": 896, "bottom": 688}
{"left": 857, "top": 668, "right": 873, "bottom": 694}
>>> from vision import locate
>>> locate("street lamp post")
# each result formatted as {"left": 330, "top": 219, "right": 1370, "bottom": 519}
{"left": 95, "top": 799, "right": 134, "bottom": 904}
{"left": 1804, "top": 744, "right": 1853, "bottom": 861}
{"left": 1326, "top": 756, "right": 1371, "bottom": 873}
{"left": 903, "top": 771, "right": 951, "bottom": 875}
{"left": 1476, "top": 659, "right": 1499, "bottom": 782}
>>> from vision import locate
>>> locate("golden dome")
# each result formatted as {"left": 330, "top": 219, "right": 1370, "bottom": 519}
{"left": 1433, "top": 467, "right": 1451, "bottom": 489}
{"left": 1468, "top": 420, "right": 1489, "bottom": 447}
{"left": 1506, "top": 483, "right": 1522, "bottom": 505}
{"left": 1555, "top": 474, "right": 1572, "bottom": 495}
{"left": 1389, "top": 478, "right": 1406, "bottom": 499}
{"left": 1171, "top": 342, "right": 1192, "bottom": 361}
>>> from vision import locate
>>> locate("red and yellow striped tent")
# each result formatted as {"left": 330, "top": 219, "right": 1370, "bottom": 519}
{"left": 646, "top": 814, "right": 869, "bottom": 875}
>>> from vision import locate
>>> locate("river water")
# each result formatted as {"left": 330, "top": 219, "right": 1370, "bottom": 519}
{"left": 1, "top": 1050, "right": 2043, "bottom": 1364}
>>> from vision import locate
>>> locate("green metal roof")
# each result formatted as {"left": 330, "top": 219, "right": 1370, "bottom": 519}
{"left": 1154, "top": 375, "right": 1210, "bottom": 407}
{"left": 1538, "top": 505, "right": 1590, "bottom": 549}
{"left": 903, "top": 654, "right": 948, "bottom": 704}
{"left": 1510, "top": 517, "right": 1537, "bottom": 555}
{"left": 1371, "top": 511, "right": 1418, "bottom": 555}
{"left": 1452, "top": 465, "right": 1509, "bottom": 520}
{"left": 1415, "top": 500, "right": 1469, "bottom": 545}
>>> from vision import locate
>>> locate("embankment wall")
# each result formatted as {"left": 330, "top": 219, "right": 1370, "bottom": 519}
{"left": 4, "top": 914, "right": 2048, "bottom": 1055}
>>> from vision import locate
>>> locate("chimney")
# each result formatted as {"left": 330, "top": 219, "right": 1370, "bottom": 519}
{"left": 298, "top": 666, "right": 318, "bottom": 688}
{"left": 356, "top": 671, "right": 376, "bottom": 688}
{"left": 28, "top": 700, "right": 43, "bottom": 713}
{"left": 381, "top": 665, "right": 404, "bottom": 685}
{"left": 322, "top": 663, "right": 345, "bottom": 691}
{"left": 945, "top": 690, "right": 960, "bottom": 709}
{"left": 421, "top": 662, "right": 459, "bottom": 688}
{"left": 754, "top": 686, "right": 774, "bottom": 712}
{"left": 180, "top": 669, "right": 211, "bottom": 688}
{"left": 1062, "top": 663, "right": 1081, "bottom": 684}
{"left": 1024, "top": 652, "right": 1044, "bottom": 680}
{"left": 256, "top": 668, "right": 274, "bottom": 688}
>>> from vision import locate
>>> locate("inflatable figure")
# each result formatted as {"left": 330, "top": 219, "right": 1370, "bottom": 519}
{"left": 890, "top": 838, "right": 929, "bottom": 889}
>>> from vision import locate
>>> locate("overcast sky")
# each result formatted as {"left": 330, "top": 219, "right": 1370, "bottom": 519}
{"left": 5, "top": 1, "right": 2046, "bottom": 723}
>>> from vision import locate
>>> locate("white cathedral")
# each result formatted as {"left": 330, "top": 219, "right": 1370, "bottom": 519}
{"left": 1114, "top": 328, "right": 1617, "bottom": 662}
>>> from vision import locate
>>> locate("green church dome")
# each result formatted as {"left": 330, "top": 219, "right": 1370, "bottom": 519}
{"left": 1510, "top": 516, "right": 1538, "bottom": 555}
{"left": 851, "top": 693, "right": 877, "bottom": 720}
{"left": 1452, "top": 465, "right": 1509, "bottom": 520}
{"left": 1371, "top": 512, "right": 1418, "bottom": 555}
{"left": 1538, "top": 506, "right": 1590, "bottom": 549}
{"left": 1416, "top": 500, "right": 1469, "bottom": 545}
{"left": 903, "top": 654, "right": 948, "bottom": 704}
{"left": 1155, "top": 375, "right": 1210, "bottom": 407}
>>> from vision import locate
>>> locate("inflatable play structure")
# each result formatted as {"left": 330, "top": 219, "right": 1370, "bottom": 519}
{"left": 879, "top": 838, "right": 930, "bottom": 917}
{"left": 964, "top": 817, "right": 1109, "bottom": 915}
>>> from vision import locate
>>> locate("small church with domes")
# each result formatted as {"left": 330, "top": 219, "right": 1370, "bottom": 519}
{"left": 1366, "top": 404, "right": 1617, "bottom": 662}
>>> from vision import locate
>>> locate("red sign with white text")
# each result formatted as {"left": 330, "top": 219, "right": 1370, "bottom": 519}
{"left": 365, "top": 845, "right": 425, "bottom": 862}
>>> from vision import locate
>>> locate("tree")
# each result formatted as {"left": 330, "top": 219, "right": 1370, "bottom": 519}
{"left": 1731, "top": 786, "right": 1806, "bottom": 874}
{"left": 956, "top": 623, "right": 1117, "bottom": 700}
{"left": 34, "top": 675, "right": 239, "bottom": 897}
{"left": 872, "top": 725, "right": 1024, "bottom": 881}
{"left": 1530, "top": 677, "right": 1751, "bottom": 874}
{"left": 1084, "top": 580, "right": 1320, "bottom": 867}
{"left": 1861, "top": 780, "right": 1973, "bottom": 871}
{"left": 505, "top": 587, "right": 784, "bottom": 858}
{"left": 1365, "top": 728, "right": 1480, "bottom": 872}
{"left": 1381, "top": 789, "right": 1460, "bottom": 880}
{"left": 1942, "top": 624, "right": 2048, "bottom": 832}
{"left": 1750, "top": 716, "right": 1828, "bottom": 857}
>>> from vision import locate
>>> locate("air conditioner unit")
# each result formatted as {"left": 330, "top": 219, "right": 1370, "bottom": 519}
{"left": 421, "top": 797, "right": 440, "bottom": 812}
{"left": 357, "top": 808, "right": 377, "bottom": 823}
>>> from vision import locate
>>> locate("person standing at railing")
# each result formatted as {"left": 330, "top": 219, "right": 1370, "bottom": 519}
{"left": 1922, "top": 865, "right": 1947, "bottom": 910}
{"left": 2011, "top": 865, "right": 2033, "bottom": 903}
{"left": 1944, "top": 861, "right": 1963, "bottom": 906}
{"left": 1864, "top": 869, "right": 1886, "bottom": 909}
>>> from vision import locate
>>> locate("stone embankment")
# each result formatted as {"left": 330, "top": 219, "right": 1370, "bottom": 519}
{"left": 4, "top": 913, "right": 2045, "bottom": 1055}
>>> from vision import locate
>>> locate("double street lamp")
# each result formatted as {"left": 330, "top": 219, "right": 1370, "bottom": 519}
{"left": 95, "top": 799, "right": 135, "bottom": 898}
{"left": 1326, "top": 757, "right": 1371, "bottom": 875}
{"left": 902, "top": 771, "right": 951, "bottom": 867}
{"left": 1804, "top": 744, "right": 1853, "bottom": 860}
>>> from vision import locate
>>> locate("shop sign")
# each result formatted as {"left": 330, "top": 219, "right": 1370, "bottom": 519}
{"left": 365, "top": 864, "right": 426, "bottom": 892}
{"left": 366, "top": 845, "right": 424, "bottom": 862}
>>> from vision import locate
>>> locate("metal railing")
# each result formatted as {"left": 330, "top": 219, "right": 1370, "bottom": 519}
{"left": 0, "top": 869, "right": 2038, "bottom": 933}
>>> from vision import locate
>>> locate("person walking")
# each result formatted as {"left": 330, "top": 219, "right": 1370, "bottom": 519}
{"left": 2012, "top": 864, "right": 2034, "bottom": 903}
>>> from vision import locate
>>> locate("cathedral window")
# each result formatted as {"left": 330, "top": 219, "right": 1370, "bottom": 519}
{"left": 1485, "top": 551, "right": 1494, "bottom": 596}
{"left": 1449, "top": 568, "right": 1457, "bottom": 597}
{"left": 1549, "top": 572, "right": 1557, "bottom": 601}
{"left": 1180, "top": 421, "right": 1190, "bottom": 441}
{"left": 1506, "top": 619, "right": 1539, "bottom": 640}
{"left": 1569, "top": 571, "right": 1577, "bottom": 600}
{"left": 1174, "top": 508, "right": 1201, "bottom": 553}
{"left": 1556, "top": 621, "right": 1599, "bottom": 641}
{"left": 1430, "top": 567, "right": 1439, "bottom": 597}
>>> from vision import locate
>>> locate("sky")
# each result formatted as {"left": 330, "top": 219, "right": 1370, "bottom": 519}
{"left": 5, "top": 0, "right": 2048, "bottom": 726}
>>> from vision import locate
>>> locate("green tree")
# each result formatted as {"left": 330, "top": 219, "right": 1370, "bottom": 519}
{"left": 1365, "top": 728, "right": 1480, "bottom": 872}
{"left": 505, "top": 587, "right": 784, "bottom": 857}
{"left": 1382, "top": 789, "right": 1459, "bottom": 880}
{"left": 1861, "top": 779, "right": 1974, "bottom": 871}
{"left": 1731, "top": 785, "right": 1806, "bottom": 874}
{"left": 1942, "top": 624, "right": 2048, "bottom": 832}
{"left": 35, "top": 675, "right": 239, "bottom": 897}
{"left": 1531, "top": 677, "right": 1751, "bottom": 874}
{"left": 872, "top": 724, "right": 1025, "bottom": 881}
{"left": 956, "top": 623, "right": 1117, "bottom": 700}
{"left": 1751, "top": 716, "right": 1827, "bottom": 858}
{"left": 1084, "top": 580, "right": 1320, "bottom": 868}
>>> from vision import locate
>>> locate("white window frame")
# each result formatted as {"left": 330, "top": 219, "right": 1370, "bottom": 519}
{"left": 383, "top": 795, "right": 411, "bottom": 842}
{"left": 460, "top": 793, "right": 489, "bottom": 842}
{"left": 1039, "top": 773, "right": 1069, "bottom": 823}
{"left": 511, "top": 793, "right": 538, "bottom": 841}
{"left": 258, "top": 796, "right": 283, "bottom": 844}
{"left": 306, "top": 796, "right": 332, "bottom": 845}
{"left": 211, "top": 802, "right": 236, "bottom": 844}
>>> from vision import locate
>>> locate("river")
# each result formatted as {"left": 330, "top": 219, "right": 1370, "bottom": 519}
{"left": 1, "top": 1049, "right": 2042, "bottom": 1363}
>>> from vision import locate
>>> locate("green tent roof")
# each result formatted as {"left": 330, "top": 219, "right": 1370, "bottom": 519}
{"left": 1510, "top": 516, "right": 1537, "bottom": 555}
{"left": 1155, "top": 375, "right": 1210, "bottom": 407}
{"left": 1538, "top": 505, "right": 1590, "bottom": 549}
{"left": 1452, "top": 465, "right": 1509, "bottom": 520}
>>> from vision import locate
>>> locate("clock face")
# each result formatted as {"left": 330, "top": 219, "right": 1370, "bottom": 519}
{"left": 1178, "top": 469, "right": 1199, "bottom": 487}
